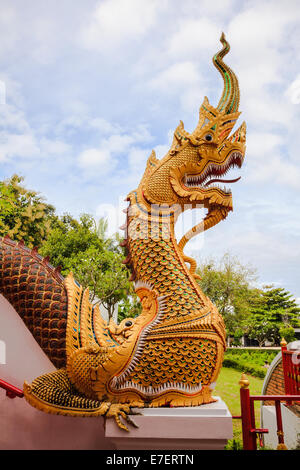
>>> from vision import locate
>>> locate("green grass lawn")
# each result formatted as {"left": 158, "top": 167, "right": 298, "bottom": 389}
{"left": 214, "top": 367, "right": 264, "bottom": 448}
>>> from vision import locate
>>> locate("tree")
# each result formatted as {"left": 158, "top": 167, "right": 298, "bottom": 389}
{"left": 65, "top": 247, "right": 132, "bottom": 320}
{"left": 0, "top": 181, "right": 16, "bottom": 218}
{"left": 118, "top": 294, "right": 142, "bottom": 323}
{"left": 278, "top": 324, "right": 296, "bottom": 344}
{"left": 40, "top": 213, "right": 104, "bottom": 272}
{"left": 0, "top": 174, "right": 55, "bottom": 248}
{"left": 259, "top": 286, "right": 300, "bottom": 326}
{"left": 93, "top": 216, "right": 123, "bottom": 253}
{"left": 41, "top": 213, "right": 133, "bottom": 321}
{"left": 244, "top": 285, "right": 300, "bottom": 346}
{"left": 246, "top": 320, "right": 279, "bottom": 348}
{"left": 95, "top": 217, "right": 109, "bottom": 241}
{"left": 196, "top": 253, "right": 257, "bottom": 335}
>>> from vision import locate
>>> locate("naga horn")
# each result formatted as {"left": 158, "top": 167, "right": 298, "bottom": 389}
{"left": 213, "top": 32, "right": 240, "bottom": 114}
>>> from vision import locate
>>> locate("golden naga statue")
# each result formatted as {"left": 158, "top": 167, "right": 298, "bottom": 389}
{"left": 0, "top": 33, "right": 246, "bottom": 431}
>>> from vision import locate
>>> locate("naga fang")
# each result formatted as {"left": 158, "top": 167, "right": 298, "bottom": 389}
{"left": 0, "top": 33, "right": 246, "bottom": 431}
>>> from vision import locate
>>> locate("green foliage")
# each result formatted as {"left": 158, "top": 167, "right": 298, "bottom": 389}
{"left": 246, "top": 320, "right": 280, "bottom": 347}
{"left": 118, "top": 295, "right": 142, "bottom": 323}
{"left": 196, "top": 253, "right": 257, "bottom": 335}
{"left": 95, "top": 217, "right": 109, "bottom": 241}
{"left": 67, "top": 247, "right": 131, "bottom": 319}
{"left": 222, "top": 358, "right": 266, "bottom": 378}
{"left": 223, "top": 349, "right": 278, "bottom": 378}
{"left": 249, "top": 285, "right": 300, "bottom": 327}
{"left": 41, "top": 213, "right": 132, "bottom": 320}
{"left": 225, "top": 439, "right": 243, "bottom": 450}
{"left": 0, "top": 181, "right": 15, "bottom": 216}
{"left": 232, "top": 327, "right": 244, "bottom": 346}
{"left": 197, "top": 254, "right": 299, "bottom": 345}
{"left": 244, "top": 285, "right": 300, "bottom": 346}
{"left": 278, "top": 324, "right": 296, "bottom": 344}
{"left": 0, "top": 174, "right": 55, "bottom": 248}
{"left": 40, "top": 213, "right": 104, "bottom": 270}
{"left": 225, "top": 349, "right": 278, "bottom": 365}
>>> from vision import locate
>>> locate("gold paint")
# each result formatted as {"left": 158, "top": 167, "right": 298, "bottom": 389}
{"left": 239, "top": 373, "right": 250, "bottom": 389}
{"left": 24, "top": 33, "right": 246, "bottom": 429}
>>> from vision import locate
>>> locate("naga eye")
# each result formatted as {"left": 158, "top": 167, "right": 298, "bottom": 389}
{"left": 204, "top": 133, "right": 213, "bottom": 142}
{"left": 125, "top": 321, "right": 133, "bottom": 327}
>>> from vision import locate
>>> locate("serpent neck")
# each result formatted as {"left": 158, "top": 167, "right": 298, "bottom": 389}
{"left": 123, "top": 191, "right": 210, "bottom": 324}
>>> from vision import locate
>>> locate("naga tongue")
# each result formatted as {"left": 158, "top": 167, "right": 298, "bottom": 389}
{"left": 204, "top": 176, "right": 241, "bottom": 187}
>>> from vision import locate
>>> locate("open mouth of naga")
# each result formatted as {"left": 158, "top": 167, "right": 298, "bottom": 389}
{"left": 182, "top": 151, "right": 244, "bottom": 194}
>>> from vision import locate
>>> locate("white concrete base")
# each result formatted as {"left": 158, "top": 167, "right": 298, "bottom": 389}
{"left": 262, "top": 404, "right": 300, "bottom": 450}
{"left": 105, "top": 397, "right": 233, "bottom": 450}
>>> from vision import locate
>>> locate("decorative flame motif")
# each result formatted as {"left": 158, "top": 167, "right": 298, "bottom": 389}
{"left": 214, "top": 32, "right": 240, "bottom": 114}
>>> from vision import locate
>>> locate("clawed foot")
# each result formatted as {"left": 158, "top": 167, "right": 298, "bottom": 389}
{"left": 106, "top": 404, "right": 143, "bottom": 431}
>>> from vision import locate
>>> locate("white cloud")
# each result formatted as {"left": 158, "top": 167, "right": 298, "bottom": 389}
{"left": 89, "top": 117, "right": 121, "bottom": 134}
{"left": 0, "top": 6, "right": 19, "bottom": 58}
{"left": 0, "top": 132, "right": 72, "bottom": 163}
{"left": 246, "top": 132, "right": 283, "bottom": 159}
{"left": 225, "top": 2, "right": 300, "bottom": 131}
{"left": 0, "top": 104, "right": 30, "bottom": 133}
{"left": 247, "top": 155, "right": 300, "bottom": 189}
{"left": 0, "top": 132, "right": 40, "bottom": 161}
{"left": 55, "top": 114, "right": 122, "bottom": 138}
{"left": 147, "top": 61, "right": 207, "bottom": 114}
{"left": 0, "top": 76, "right": 73, "bottom": 163}
{"left": 81, "top": 0, "right": 162, "bottom": 51}
{"left": 228, "top": 229, "right": 300, "bottom": 264}
{"left": 228, "top": 6, "right": 290, "bottom": 52}
{"left": 153, "top": 144, "right": 169, "bottom": 160}
{"left": 128, "top": 147, "right": 150, "bottom": 168}
{"left": 167, "top": 18, "right": 221, "bottom": 59}
{"left": 102, "top": 134, "right": 134, "bottom": 153}
{"left": 149, "top": 62, "right": 201, "bottom": 93}
{"left": 78, "top": 148, "right": 111, "bottom": 168}
{"left": 285, "top": 75, "right": 300, "bottom": 105}
{"left": 39, "top": 138, "right": 71, "bottom": 156}
{"left": 77, "top": 125, "right": 154, "bottom": 177}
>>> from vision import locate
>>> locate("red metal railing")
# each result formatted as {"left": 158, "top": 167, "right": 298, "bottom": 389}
{"left": 281, "top": 340, "right": 300, "bottom": 401}
{"left": 0, "top": 379, "right": 24, "bottom": 399}
{"left": 237, "top": 339, "right": 300, "bottom": 450}
{"left": 239, "top": 374, "right": 300, "bottom": 450}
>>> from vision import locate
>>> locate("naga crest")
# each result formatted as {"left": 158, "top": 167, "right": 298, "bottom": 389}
{"left": 140, "top": 32, "right": 246, "bottom": 249}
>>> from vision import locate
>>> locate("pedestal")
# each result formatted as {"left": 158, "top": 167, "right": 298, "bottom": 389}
{"left": 105, "top": 397, "right": 232, "bottom": 450}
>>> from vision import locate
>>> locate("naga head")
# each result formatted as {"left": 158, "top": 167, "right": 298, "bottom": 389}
{"left": 139, "top": 33, "right": 246, "bottom": 236}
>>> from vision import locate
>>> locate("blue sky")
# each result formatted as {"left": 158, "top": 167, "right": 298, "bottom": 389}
{"left": 0, "top": 0, "right": 300, "bottom": 301}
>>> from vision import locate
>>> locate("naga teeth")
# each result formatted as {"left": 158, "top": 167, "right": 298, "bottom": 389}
{"left": 111, "top": 380, "right": 203, "bottom": 397}
{"left": 184, "top": 151, "right": 243, "bottom": 192}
